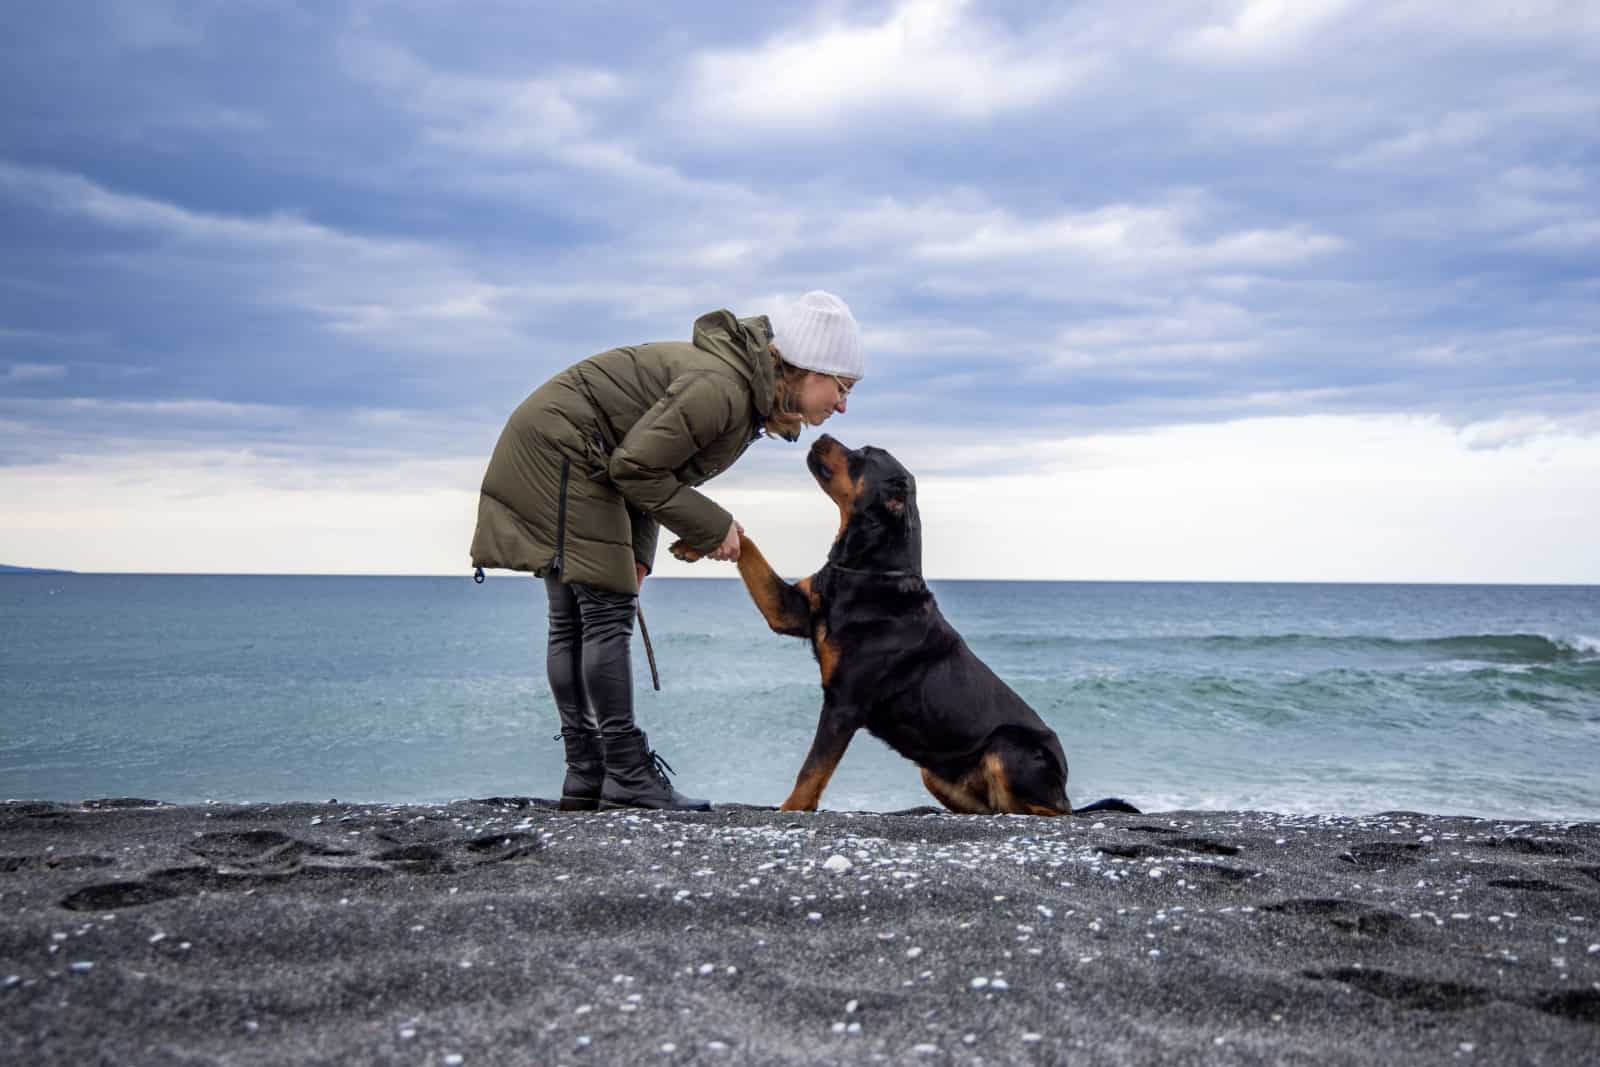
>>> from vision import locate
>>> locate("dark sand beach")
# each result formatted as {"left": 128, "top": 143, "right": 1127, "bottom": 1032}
{"left": 3, "top": 799, "right": 1597, "bottom": 1065}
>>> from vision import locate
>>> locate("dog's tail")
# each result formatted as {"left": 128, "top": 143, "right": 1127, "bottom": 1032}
{"left": 1072, "top": 797, "right": 1141, "bottom": 815}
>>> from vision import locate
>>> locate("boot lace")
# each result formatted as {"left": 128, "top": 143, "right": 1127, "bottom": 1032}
{"left": 648, "top": 749, "right": 677, "bottom": 786}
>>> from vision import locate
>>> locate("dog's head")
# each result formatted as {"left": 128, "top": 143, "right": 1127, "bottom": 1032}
{"left": 807, "top": 435, "right": 922, "bottom": 575}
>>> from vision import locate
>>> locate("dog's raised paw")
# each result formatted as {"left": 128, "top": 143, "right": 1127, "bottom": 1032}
{"left": 668, "top": 539, "right": 703, "bottom": 563}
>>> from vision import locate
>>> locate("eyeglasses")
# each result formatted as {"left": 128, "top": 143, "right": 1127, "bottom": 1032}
{"left": 829, "top": 374, "right": 856, "bottom": 398}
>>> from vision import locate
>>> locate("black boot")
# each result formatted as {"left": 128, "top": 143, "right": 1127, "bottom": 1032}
{"left": 600, "top": 730, "right": 711, "bottom": 812}
{"left": 558, "top": 731, "right": 605, "bottom": 812}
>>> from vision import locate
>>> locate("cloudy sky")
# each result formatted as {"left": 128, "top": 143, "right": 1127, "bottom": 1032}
{"left": 2, "top": 0, "right": 1597, "bottom": 581}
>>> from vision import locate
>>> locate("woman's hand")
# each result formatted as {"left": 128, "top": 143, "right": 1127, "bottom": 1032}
{"left": 708, "top": 520, "right": 743, "bottom": 562}
{"left": 635, "top": 562, "right": 648, "bottom": 588}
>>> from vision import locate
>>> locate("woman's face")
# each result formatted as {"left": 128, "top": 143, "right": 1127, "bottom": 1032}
{"left": 798, "top": 371, "right": 857, "bottom": 426}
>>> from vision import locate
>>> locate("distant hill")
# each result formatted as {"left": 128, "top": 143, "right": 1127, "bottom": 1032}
{"left": 0, "top": 564, "right": 74, "bottom": 574}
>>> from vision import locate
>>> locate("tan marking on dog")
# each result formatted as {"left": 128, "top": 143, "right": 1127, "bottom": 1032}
{"left": 735, "top": 534, "right": 809, "bottom": 634}
{"left": 809, "top": 437, "right": 860, "bottom": 539}
{"left": 780, "top": 762, "right": 841, "bottom": 812}
{"left": 921, "top": 758, "right": 1068, "bottom": 816}
{"left": 980, "top": 752, "right": 1018, "bottom": 813}
{"left": 919, "top": 766, "right": 992, "bottom": 815}
{"left": 814, "top": 622, "right": 840, "bottom": 687}
{"left": 833, "top": 475, "right": 865, "bottom": 543}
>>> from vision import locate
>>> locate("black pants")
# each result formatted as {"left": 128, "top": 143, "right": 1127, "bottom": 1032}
{"left": 544, "top": 571, "right": 636, "bottom": 737}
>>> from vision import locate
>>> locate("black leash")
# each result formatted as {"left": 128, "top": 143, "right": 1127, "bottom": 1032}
{"left": 636, "top": 603, "right": 661, "bottom": 691}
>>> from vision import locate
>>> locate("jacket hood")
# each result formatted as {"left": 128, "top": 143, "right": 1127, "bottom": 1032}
{"left": 691, "top": 309, "right": 776, "bottom": 417}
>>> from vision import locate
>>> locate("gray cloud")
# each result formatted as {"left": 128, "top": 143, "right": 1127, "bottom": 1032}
{"left": 0, "top": 0, "right": 1594, "bottom": 474}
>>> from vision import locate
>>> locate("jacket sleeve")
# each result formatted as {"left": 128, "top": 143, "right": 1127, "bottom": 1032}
{"left": 608, "top": 374, "right": 738, "bottom": 552}
{"left": 628, "top": 503, "right": 660, "bottom": 575}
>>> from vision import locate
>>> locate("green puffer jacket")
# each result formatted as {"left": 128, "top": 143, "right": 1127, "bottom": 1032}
{"left": 470, "top": 309, "right": 777, "bottom": 595}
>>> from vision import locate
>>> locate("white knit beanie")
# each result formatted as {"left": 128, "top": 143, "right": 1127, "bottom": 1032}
{"left": 770, "top": 291, "right": 865, "bottom": 380}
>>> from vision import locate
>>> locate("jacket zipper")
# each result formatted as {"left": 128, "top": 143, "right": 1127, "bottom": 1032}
{"left": 554, "top": 457, "right": 571, "bottom": 573}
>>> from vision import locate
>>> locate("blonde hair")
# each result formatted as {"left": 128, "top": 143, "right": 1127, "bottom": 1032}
{"left": 763, "top": 344, "right": 809, "bottom": 441}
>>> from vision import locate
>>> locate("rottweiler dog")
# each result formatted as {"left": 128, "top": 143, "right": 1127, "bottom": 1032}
{"left": 672, "top": 434, "right": 1136, "bottom": 817}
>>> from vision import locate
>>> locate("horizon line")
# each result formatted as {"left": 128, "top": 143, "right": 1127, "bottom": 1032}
{"left": 4, "top": 570, "right": 1597, "bottom": 589}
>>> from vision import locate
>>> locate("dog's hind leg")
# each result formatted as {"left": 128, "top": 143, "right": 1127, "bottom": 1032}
{"left": 983, "top": 733, "right": 1070, "bottom": 816}
{"left": 919, "top": 767, "right": 993, "bottom": 815}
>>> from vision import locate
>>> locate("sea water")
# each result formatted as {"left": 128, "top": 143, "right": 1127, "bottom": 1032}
{"left": 2, "top": 575, "right": 1597, "bottom": 820}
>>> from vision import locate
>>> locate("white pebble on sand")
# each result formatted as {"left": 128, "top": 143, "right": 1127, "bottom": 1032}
{"left": 806, "top": 912, "right": 822, "bottom": 922}
{"left": 443, "top": 1056, "right": 463, "bottom": 1065}
{"left": 831, "top": 1022, "right": 847, "bottom": 1034}
{"left": 698, "top": 963, "right": 715, "bottom": 975}
{"left": 823, "top": 855, "right": 853, "bottom": 873}
{"left": 845, "top": 1000, "right": 859, "bottom": 1014}
{"left": 399, "top": 1028, "right": 416, "bottom": 1039}
{"left": 969, "top": 976, "right": 989, "bottom": 990}
{"left": 707, "top": 1041, "right": 728, "bottom": 1052}
{"left": 1022, "top": 1033, "right": 1042, "bottom": 1043}
{"left": 69, "top": 961, "right": 94, "bottom": 973}
{"left": 661, "top": 1043, "right": 677, "bottom": 1053}
{"left": 913, "top": 1044, "right": 938, "bottom": 1055}
{"left": 906, "top": 946, "right": 923, "bottom": 959}
{"left": 990, "top": 978, "right": 1009, "bottom": 991}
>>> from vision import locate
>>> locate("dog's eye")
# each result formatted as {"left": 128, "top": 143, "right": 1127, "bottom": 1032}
{"left": 885, "top": 497, "right": 906, "bottom": 515}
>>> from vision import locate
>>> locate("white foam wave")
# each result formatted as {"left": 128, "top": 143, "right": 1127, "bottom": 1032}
{"left": 1565, "top": 634, "right": 1600, "bottom": 656}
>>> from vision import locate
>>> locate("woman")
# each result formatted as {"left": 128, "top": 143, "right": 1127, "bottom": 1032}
{"left": 470, "top": 291, "right": 864, "bottom": 811}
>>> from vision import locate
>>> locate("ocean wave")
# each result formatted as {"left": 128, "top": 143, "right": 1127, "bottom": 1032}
{"left": 1194, "top": 632, "right": 1600, "bottom": 663}
{"left": 987, "top": 631, "right": 1600, "bottom": 664}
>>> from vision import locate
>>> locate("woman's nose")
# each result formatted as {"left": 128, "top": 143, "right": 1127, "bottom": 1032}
{"left": 835, "top": 395, "right": 848, "bottom": 414}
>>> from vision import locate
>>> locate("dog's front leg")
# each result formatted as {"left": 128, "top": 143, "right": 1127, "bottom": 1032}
{"left": 734, "top": 533, "right": 812, "bottom": 638}
{"left": 779, "top": 704, "right": 862, "bottom": 812}
{"left": 669, "top": 531, "right": 812, "bottom": 637}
